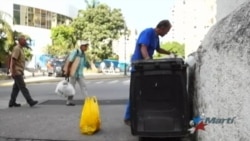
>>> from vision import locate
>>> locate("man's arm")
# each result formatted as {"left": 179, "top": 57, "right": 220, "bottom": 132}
{"left": 10, "top": 58, "right": 16, "bottom": 76}
{"left": 65, "top": 61, "right": 73, "bottom": 77}
{"left": 64, "top": 50, "right": 77, "bottom": 77}
{"left": 140, "top": 44, "right": 151, "bottom": 60}
{"left": 156, "top": 48, "right": 172, "bottom": 55}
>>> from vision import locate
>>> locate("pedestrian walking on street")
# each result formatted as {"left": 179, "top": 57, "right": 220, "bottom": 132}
{"left": 64, "top": 41, "right": 89, "bottom": 106}
{"left": 9, "top": 36, "right": 38, "bottom": 107}
{"left": 123, "top": 20, "right": 173, "bottom": 125}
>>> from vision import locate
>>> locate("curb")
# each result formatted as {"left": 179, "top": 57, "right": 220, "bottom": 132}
{"left": 0, "top": 75, "right": 129, "bottom": 87}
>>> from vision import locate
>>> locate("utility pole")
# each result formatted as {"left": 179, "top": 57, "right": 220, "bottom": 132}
{"left": 123, "top": 26, "right": 130, "bottom": 76}
{"left": 124, "top": 34, "right": 127, "bottom": 76}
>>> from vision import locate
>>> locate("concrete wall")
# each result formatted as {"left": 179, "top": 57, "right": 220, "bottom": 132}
{"left": 188, "top": 1, "right": 250, "bottom": 140}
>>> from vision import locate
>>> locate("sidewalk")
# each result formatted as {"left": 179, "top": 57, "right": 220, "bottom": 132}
{"left": 0, "top": 73, "right": 135, "bottom": 141}
{"left": 0, "top": 104, "right": 136, "bottom": 141}
{"left": 0, "top": 73, "right": 129, "bottom": 87}
{"left": 0, "top": 74, "right": 191, "bottom": 141}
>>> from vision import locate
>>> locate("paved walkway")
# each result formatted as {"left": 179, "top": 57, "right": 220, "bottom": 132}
{"left": 0, "top": 73, "right": 192, "bottom": 141}
{"left": 0, "top": 73, "right": 135, "bottom": 141}
{"left": 0, "top": 105, "right": 135, "bottom": 141}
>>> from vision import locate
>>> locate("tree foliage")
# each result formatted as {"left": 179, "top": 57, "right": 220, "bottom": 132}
{"left": 47, "top": 25, "right": 76, "bottom": 57}
{"left": 71, "top": 3, "right": 126, "bottom": 62}
{"left": 154, "top": 41, "right": 185, "bottom": 58}
{"left": 84, "top": 0, "right": 100, "bottom": 8}
{"left": 0, "top": 11, "right": 32, "bottom": 65}
{"left": 0, "top": 11, "right": 14, "bottom": 63}
{"left": 23, "top": 47, "right": 33, "bottom": 61}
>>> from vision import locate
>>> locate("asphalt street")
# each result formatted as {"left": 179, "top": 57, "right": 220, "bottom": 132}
{"left": 0, "top": 77, "right": 130, "bottom": 108}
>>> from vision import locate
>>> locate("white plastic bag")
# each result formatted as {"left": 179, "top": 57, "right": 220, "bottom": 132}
{"left": 55, "top": 79, "right": 75, "bottom": 97}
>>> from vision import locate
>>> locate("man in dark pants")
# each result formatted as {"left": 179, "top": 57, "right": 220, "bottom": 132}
{"left": 9, "top": 36, "right": 38, "bottom": 107}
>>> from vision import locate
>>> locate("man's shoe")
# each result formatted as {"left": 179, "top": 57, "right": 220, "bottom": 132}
{"left": 9, "top": 103, "right": 21, "bottom": 108}
{"left": 66, "top": 103, "right": 75, "bottom": 106}
{"left": 29, "top": 100, "right": 38, "bottom": 107}
{"left": 124, "top": 119, "right": 131, "bottom": 126}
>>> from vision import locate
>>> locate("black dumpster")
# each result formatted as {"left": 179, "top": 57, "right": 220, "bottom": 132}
{"left": 130, "top": 58, "right": 190, "bottom": 139}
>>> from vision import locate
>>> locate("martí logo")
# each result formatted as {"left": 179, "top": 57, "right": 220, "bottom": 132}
{"left": 188, "top": 114, "right": 236, "bottom": 134}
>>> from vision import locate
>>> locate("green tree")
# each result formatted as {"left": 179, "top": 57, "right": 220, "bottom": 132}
{"left": 71, "top": 3, "right": 126, "bottom": 68}
{"left": 84, "top": 0, "right": 100, "bottom": 8}
{"left": 0, "top": 11, "right": 15, "bottom": 64}
{"left": 47, "top": 25, "right": 76, "bottom": 57}
{"left": 23, "top": 47, "right": 33, "bottom": 61}
{"left": 154, "top": 41, "right": 185, "bottom": 58}
{"left": 0, "top": 11, "right": 33, "bottom": 66}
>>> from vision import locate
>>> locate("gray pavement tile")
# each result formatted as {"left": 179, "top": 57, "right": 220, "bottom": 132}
{"left": 0, "top": 105, "right": 136, "bottom": 141}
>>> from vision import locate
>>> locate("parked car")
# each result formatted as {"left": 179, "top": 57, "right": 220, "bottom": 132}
{"left": 47, "top": 59, "right": 65, "bottom": 77}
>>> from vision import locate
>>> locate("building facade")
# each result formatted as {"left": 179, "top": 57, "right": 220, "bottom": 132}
{"left": 171, "top": 0, "right": 248, "bottom": 58}
{"left": 112, "top": 28, "right": 138, "bottom": 64}
{"left": 0, "top": 0, "right": 83, "bottom": 68}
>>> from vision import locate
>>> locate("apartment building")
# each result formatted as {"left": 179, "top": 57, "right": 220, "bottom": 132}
{"left": 171, "top": 0, "right": 247, "bottom": 58}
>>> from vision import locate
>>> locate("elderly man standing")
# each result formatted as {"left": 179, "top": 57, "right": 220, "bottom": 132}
{"left": 9, "top": 36, "right": 38, "bottom": 107}
{"left": 64, "top": 41, "right": 89, "bottom": 106}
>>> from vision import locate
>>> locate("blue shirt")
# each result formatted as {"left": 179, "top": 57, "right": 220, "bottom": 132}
{"left": 131, "top": 28, "right": 160, "bottom": 62}
{"left": 68, "top": 49, "right": 87, "bottom": 78}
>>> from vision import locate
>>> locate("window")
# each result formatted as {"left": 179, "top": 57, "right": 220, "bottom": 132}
{"left": 14, "top": 4, "right": 20, "bottom": 10}
{"left": 41, "top": 10, "right": 46, "bottom": 28}
{"left": 13, "top": 4, "right": 20, "bottom": 25}
{"left": 46, "top": 11, "right": 52, "bottom": 29}
{"left": 13, "top": 11, "right": 20, "bottom": 24}
{"left": 57, "top": 14, "right": 62, "bottom": 24}
{"left": 28, "top": 13, "right": 34, "bottom": 26}
{"left": 34, "top": 8, "right": 41, "bottom": 27}
{"left": 28, "top": 7, "right": 33, "bottom": 12}
{"left": 13, "top": 4, "right": 72, "bottom": 29}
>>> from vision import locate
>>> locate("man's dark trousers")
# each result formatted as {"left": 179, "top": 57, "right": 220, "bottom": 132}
{"left": 10, "top": 75, "right": 34, "bottom": 103}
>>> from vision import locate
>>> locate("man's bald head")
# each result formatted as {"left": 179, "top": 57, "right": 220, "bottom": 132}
{"left": 18, "top": 36, "right": 27, "bottom": 47}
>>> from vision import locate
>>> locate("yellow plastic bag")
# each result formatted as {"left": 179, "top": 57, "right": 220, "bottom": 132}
{"left": 79, "top": 96, "right": 101, "bottom": 135}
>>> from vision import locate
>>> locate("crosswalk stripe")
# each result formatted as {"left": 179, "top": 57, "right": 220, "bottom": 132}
{"left": 86, "top": 79, "right": 130, "bottom": 85}
{"left": 96, "top": 81, "right": 104, "bottom": 84}
{"left": 122, "top": 80, "right": 130, "bottom": 84}
{"left": 108, "top": 80, "right": 119, "bottom": 84}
